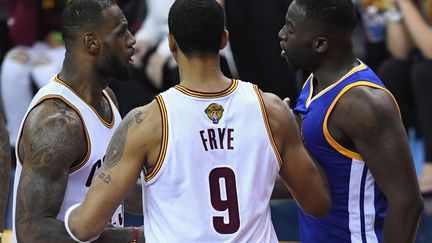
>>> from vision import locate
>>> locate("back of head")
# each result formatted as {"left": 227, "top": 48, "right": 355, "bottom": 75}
{"left": 295, "top": 0, "right": 357, "bottom": 32}
{"left": 168, "top": 0, "right": 225, "bottom": 57}
{"left": 61, "top": 0, "right": 115, "bottom": 50}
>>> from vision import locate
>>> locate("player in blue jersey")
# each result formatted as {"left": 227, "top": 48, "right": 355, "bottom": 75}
{"left": 279, "top": 0, "right": 423, "bottom": 242}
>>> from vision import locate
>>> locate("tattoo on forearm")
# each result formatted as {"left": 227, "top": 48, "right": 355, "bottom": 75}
{"left": 98, "top": 171, "right": 112, "bottom": 184}
{"left": 101, "top": 111, "right": 143, "bottom": 184}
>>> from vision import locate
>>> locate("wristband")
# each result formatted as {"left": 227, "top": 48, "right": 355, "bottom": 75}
{"left": 132, "top": 227, "right": 139, "bottom": 243}
{"left": 64, "top": 203, "right": 100, "bottom": 243}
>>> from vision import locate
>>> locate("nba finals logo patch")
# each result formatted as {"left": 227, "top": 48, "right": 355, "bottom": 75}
{"left": 205, "top": 103, "right": 224, "bottom": 124}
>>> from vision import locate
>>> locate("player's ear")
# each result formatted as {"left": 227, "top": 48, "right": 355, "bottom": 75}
{"left": 83, "top": 32, "right": 100, "bottom": 54}
{"left": 313, "top": 37, "right": 328, "bottom": 54}
{"left": 219, "top": 30, "right": 229, "bottom": 50}
{"left": 168, "top": 33, "right": 177, "bottom": 53}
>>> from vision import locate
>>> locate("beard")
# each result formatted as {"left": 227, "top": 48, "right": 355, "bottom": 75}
{"left": 98, "top": 53, "right": 132, "bottom": 81}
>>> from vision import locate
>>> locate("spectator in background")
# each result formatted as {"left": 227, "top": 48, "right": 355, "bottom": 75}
{"left": 223, "top": 0, "right": 299, "bottom": 103}
{"left": 0, "top": 0, "right": 66, "bottom": 154}
{"left": 133, "top": 0, "right": 175, "bottom": 89}
{"left": 379, "top": 0, "right": 432, "bottom": 196}
{"left": 109, "top": 0, "right": 176, "bottom": 117}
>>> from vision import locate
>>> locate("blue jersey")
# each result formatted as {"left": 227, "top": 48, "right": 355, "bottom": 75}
{"left": 294, "top": 61, "right": 398, "bottom": 243}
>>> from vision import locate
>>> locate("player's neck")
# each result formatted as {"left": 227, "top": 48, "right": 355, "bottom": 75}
{"left": 178, "top": 55, "right": 231, "bottom": 92}
{"left": 59, "top": 57, "right": 108, "bottom": 103}
{"left": 313, "top": 53, "right": 358, "bottom": 91}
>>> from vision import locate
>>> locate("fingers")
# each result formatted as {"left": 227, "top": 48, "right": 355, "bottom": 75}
{"left": 283, "top": 97, "right": 291, "bottom": 108}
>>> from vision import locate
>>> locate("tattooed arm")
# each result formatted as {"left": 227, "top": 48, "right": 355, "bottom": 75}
{"left": 67, "top": 101, "right": 162, "bottom": 241}
{"left": 0, "top": 101, "right": 11, "bottom": 241}
{"left": 16, "top": 99, "right": 146, "bottom": 243}
{"left": 16, "top": 99, "right": 88, "bottom": 242}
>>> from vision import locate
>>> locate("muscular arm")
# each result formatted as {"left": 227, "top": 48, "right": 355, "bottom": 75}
{"left": 332, "top": 86, "right": 423, "bottom": 243}
{"left": 67, "top": 101, "right": 162, "bottom": 241}
{"left": 16, "top": 99, "right": 144, "bottom": 243}
{"left": 16, "top": 99, "right": 88, "bottom": 242}
{"left": 104, "top": 86, "right": 144, "bottom": 215}
{"left": 0, "top": 102, "right": 11, "bottom": 237}
{"left": 261, "top": 91, "right": 331, "bottom": 217}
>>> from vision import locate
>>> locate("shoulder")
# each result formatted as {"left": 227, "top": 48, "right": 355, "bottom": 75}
{"left": 120, "top": 100, "right": 162, "bottom": 140}
{"left": 20, "top": 98, "right": 87, "bottom": 167}
{"left": 334, "top": 85, "right": 400, "bottom": 134}
{"left": 259, "top": 90, "right": 297, "bottom": 130}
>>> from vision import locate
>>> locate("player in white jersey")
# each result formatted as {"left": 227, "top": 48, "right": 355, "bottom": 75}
{"left": 12, "top": 0, "right": 144, "bottom": 242}
{"left": 64, "top": 0, "right": 330, "bottom": 242}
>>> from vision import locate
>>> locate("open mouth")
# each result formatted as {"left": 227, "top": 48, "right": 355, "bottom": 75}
{"left": 128, "top": 56, "right": 135, "bottom": 65}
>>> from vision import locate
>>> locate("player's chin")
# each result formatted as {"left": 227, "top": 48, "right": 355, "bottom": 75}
{"left": 285, "top": 57, "right": 299, "bottom": 71}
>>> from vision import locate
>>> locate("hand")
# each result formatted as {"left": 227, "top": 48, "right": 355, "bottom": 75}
{"left": 132, "top": 40, "right": 150, "bottom": 67}
{"left": 145, "top": 52, "right": 167, "bottom": 89}
{"left": 283, "top": 97, "right": 291, "bottom": 108}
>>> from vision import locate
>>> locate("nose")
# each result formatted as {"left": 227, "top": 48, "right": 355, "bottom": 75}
{"left": 278, "top": 28, "right": 285, "bottom": 40}
{"left": 127, "top": 30, "right": 136, "bottom": 47}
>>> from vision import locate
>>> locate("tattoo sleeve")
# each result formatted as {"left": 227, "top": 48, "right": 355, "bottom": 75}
{"left": 0, "top": 103, "right": 11, "bottom": 233}
{"left": 15, "top": 100, "right": 86, "bottom": 243}
{"left": 99, "top": 110, "right": 143, "bottom": 184}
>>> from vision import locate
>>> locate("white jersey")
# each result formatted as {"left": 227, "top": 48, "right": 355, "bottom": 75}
{"left": 143, "top": 80, "right": 281, "bottom": 243}
{"left": 12, "top": 76, "right": 124, "bottom": 243}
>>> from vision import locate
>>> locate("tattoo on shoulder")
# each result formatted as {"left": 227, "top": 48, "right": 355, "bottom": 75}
{"left": 103, "top": 110, "right": 143, "bottom": 171}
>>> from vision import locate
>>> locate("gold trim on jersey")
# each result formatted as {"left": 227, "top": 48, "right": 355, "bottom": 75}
{"left": 16, "top": 95, "right": 91, "bottom": 173}
{"left": 305, "top": 62, "right": 368, "bottom": 108}
{"left": 145, "top": 95, "right": 168, "bottom": 181}
{"left": 174, "top": 79, "right": 238, "bottom": 98}
{"left": 54, "top": 75, "right": 115, "bottom": 128}
{"left": 253, "top": 85, "right": 283, "bottom": 167}
{"left": 323, "top": 81, "right": 400, "bottom": 161}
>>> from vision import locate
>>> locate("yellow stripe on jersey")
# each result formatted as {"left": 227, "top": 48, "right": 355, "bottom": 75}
{"left": 174, "top": 79, "right": 238, "bottom": 98}
{"left": 253, "top": 85, "right": 283, "bottom": 167}
{"left": 305, "top": 62, "right": 368, "bottom": 108}
{"left": 54, "top": 75, "right": 115, "bottom": 128}
{"left": 16, "top": 95, "right": 91, "bottom": 173}
{"left": 323, "top": 81, "right": 401, "bottom": 161}
{"left": 145, "top": 95, "right": 169, "bottom": 181}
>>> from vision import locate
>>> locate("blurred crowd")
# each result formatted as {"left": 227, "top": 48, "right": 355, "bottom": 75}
{"left": 0, "top": 0, "right": 431, "bottom": 212}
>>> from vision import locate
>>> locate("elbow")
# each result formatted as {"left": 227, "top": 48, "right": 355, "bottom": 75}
{"left": 411, "top": 196, "right": 424, "bottom": 217}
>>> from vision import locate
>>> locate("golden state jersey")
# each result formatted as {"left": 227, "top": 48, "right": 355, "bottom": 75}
{"left": 294, "top": 61, "right": 399, "bottom": 243}
{"left": 143, "top": 80, "right": 281, "bottom": 243}
{"left": 12, "top": 75, "right": 124, "bottom": 243}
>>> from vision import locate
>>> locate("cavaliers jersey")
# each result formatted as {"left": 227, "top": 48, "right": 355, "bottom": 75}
{"left": 142, "top": 80, "right": 281, "bottom": 243}
{"left": 12, "top": 75, "right": 124, "bottom": 243}
{"left": 294, "top": 61, "right": 398, "bottom": 243}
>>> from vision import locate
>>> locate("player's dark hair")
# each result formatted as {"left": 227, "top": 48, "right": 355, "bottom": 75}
{"left": 168, "top": 0, "right": 225, "bottom": 57}
{"left": 61, "top": 0, "right": 115, "bottom": 46}
{"left": 296, "top": 0, "right": 357, "bottom": 31}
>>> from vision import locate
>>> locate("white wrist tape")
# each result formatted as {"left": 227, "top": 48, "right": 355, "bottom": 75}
{"left": 64, "top": 203, "right": 100, "bottom": 243}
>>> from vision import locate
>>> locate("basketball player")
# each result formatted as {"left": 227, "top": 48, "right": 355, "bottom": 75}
{"left": 62, "top": 0, "right": 331, "bottom": 242}
{"left": 12, "top": 0, "right": 143, "bottom": 242}
{"left": 279, "top": 0, "right": 423, "bottom": 242}
{"left": 0, "top": 100, "right": 11, "bottom": 243}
